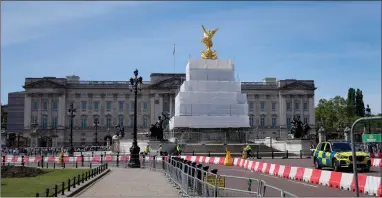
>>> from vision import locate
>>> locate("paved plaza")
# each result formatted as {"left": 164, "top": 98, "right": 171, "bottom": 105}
{"left": 78, "top": 167, "right": 180, "bottom": 197}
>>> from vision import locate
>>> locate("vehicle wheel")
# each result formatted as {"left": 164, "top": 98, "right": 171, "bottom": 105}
{"left": 314, "top": 158, "right": 322, "bottom": 169}
{"left": 332, "top": 160, "right": 340, "bottom": 172}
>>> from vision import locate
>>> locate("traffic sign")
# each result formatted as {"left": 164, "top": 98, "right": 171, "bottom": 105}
{"left": 362, "top": 134, "right": 381, "bottom": 143}
{"left": 204, "top": 176, "right": 225, "bottom": 188}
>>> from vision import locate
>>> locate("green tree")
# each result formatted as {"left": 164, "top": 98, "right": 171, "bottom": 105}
{"left": 355, "top": 89, "right": 365, "bottom": 117}
{"left": 1, "top": 105, "right": 7, "bottom": 130}
{"left": 346, "top": 88, "right": 356, "bottom": 117}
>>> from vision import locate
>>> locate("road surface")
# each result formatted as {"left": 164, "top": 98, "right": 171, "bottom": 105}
{"left": 204, "top": 163, "right": 373, "bottom": 197}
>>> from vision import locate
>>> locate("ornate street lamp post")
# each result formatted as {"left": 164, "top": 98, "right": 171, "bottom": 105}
{"left": 68, "top": 103, "right": 76, "bottom": 156}
{"left": 365, "top": 104, "right": 371, "bottom": 133}
{"left": 94, "top": 118, "right": 99, "bottom": 150}
{"left": 128, "top": 69, "right": 143, "bottom": 168}
{"left": 30, "top": 119, "right": 39, "bottom": 147}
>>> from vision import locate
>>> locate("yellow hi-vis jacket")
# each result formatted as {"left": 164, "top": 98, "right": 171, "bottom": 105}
{"left": 176, "top": 145, "right": 182, "bottom": 151}
{"left": 158, "top": 146, "right": 163, "bottom": 152}
{"left": 58, "top": 152, "right": 64, "bottom": 164}
{"left": 244, "top": 145, "right": 252, "bottom": 151}
{"left": 144, "top": 146, "right": 150, "bottom": 153}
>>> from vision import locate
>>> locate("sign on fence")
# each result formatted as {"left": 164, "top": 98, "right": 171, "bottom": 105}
{"left": 204, "top": 176, "right": 225, "bottom": 188}
{"left": 362, "top": 134, "right": 382, "bottom": 143}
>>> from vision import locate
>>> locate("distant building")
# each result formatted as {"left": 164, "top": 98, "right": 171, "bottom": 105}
{"left": 6, "top": 73, "right": 316, "bottom": 147}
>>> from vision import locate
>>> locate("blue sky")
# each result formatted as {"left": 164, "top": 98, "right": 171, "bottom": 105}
{"left": 1, "top": 2, "right": 381, "bottom": 113}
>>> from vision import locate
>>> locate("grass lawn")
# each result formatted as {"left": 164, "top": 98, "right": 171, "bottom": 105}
{"left": 1, "top": 169, "right": 90, "bottom": 197}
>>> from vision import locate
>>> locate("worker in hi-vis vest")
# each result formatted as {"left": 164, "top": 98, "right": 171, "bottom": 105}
{"left": 176, "top": 144, "right": 182, "bottom": 155}
{"left": 58, "top": 151, "right": 64, "bottom": 167}
{"left": 244, "top": 144, "right": 252, "bottom": 157}
{"left": 158, "top": 144, "right": 163, "bottom": 156}
{"left": 143, "top": 145, "right": 150, "bottom": 156}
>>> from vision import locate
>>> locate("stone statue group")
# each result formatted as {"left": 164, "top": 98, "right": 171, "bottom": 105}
{"left": 290, "top": 115, "right": 311, "bottom": 139}
{"left": 149, "top": 113, "right": 170, "bottom": 141}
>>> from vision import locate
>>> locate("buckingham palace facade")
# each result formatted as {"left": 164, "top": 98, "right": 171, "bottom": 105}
{"left": 7, "top": 73, "right": 316, "bottom": 147}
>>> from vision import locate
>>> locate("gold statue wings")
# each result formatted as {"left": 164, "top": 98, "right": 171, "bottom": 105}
{"left": 202, "top": 25, "right": 219, "bottom": 38}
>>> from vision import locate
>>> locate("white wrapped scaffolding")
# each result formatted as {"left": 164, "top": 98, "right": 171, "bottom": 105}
{"left": 170, "top": 59, "right": 250, "bottom": 129}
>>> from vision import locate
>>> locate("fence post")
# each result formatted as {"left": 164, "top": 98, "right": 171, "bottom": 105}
{"left": 45, "top": 188, "right": 50, "bottom": 197}
{"left": 286, "top": 150, "right": 289, "bottom": 159}
{"left": 76, "top": 161, "right": 78, "bottom": 168}
{"left": 82, "top": 173, "right": 85, "bottom": 183}
{"left": 54, "top": 184, "right": 58, "bottom": 197}
{"left": 53, "top": 163, "right": 56, "bottom": 169}
{"left": 300, "top": 150, "right": 303, "bottom": 159}
{"left": 41, "top": 156, "right": 44, "bottom": 168}
{"left": 208, "top": 151, "right": 211, "bottom": 157}
{"left": 73, "top": 177, "right": 76, "bottom": 188}
{"left": 46, "top": 162, "right": 49, "bottom": 168}
{"left": 21, "top": 155, "right": 25, "bottom": 166}
{"left": 81, "top": 155, "right": 84, "bottom": 167}
{"left": 101, "top": 154, "right": 103, "bottom": 164}
{"left": 192, "top": 151, "right": 195, "bottom": 156}
{"left": 116, "top": 152, "right": 120, "bottom": 167}
{"left": 61, "top": 182, "right": 65, "bottom": 195}
{"left": 271, "top": 150, "right": 274, "bottom": 159}
{"left": 36, "top": 192, "right": 39, "bottom": 197}
{"left": 77, "top": 174, "right": 81, "bottom": 185}
{"left": 90, "top": 162, "right": 92, "bottom": 169}
{"left": 2, "top": 156, "right": 5, "bottom": 166}
{"left": 67, "top": 179, "right": 71, "bottom": 191}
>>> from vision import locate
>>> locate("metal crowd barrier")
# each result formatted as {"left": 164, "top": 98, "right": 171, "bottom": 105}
{"left": 157, "top": 156, "right": 297, "bottom": 197}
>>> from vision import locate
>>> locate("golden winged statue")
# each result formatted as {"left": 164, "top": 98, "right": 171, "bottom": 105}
{"left": 201, "top": 25, "right": 219, "bottom": 60}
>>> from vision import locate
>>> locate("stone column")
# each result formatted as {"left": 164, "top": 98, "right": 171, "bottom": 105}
{"left": 159, "top": 94, "right": 163, "bottom": 115}
{"left": 58, "top": 94, "right": 66, "bottom": 128}
{"left": 169, "top": 94, "right": 173, "bottom": 116}
{"left": 300, "top": 96, "right": 304, "bottom": 121}
{"left": 318, "top": 127, "right": 326, "bottom": 142}
{"left": 150, "top": 95, "right": 155, "bottom": 124}
{"left": 37, "top": 95, "right": 42, "bottom": 126}
{"left": 48, "top": 96, "right": 53, "bottom": 128}
{"left": 52, "top": 137, "right": 58, "bottom": 147}
{"left": 24, "top": 94, "right": 32, "bottom": 129}
{"left": 308, "top": 96, "right": 315, "bottom": 125}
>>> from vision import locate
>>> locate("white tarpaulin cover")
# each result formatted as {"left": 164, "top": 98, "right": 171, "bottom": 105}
{"left": 170, "top": 59, "right": 250, "bottom": 129}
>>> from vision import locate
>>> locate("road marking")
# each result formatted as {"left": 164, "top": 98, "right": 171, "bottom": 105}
{"left": 259, "top": 174, "right": 318, "bottom": 188}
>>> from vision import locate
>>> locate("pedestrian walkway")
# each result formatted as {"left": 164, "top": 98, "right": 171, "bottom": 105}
{"left": 78, "top": 167, "right": 180, "bottom": 197}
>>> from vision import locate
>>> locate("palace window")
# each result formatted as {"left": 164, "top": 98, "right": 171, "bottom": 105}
{"left": 81, "top": 118, "right": 87, "bottom": 128}
{"left": 106, "top": 117, "right": 111, "bottom": 129}
{"left": 260, "top": 102, "right": 265, "bottom": 112}
{"left": 272, "top": 103, "right": 276, "bottom": 111}
{"left": 119, "top": 117, "right": 124, "bottom": 127}
{"left": 143, "top": 102, "right": 148, "bottom": 111}
{"left": 249, "top": 116, "right": 254, "bottom": 127}
{"left": 143, "top": 117, "right": 148, "bottom": 128}
{"left": 303, "top": 102, "right": 308, "bottom": 110}
{"left": 81, "top": 102, "right": 87, "bottom": 111}
{"left": 260, "top": 118, "right": 265, "bottom": 128}
{"left": 287, "top": 117, "right": 292, "bottom": 129}
{"left": 130, "top": 102, "right": 134, "bottom": 112}
{"left": 130, "top": 117, "right": 134, "bottom": 128}
{"left": 33, "top": 102, "right": 39, "bottom": 111}
{"left": 42, "top": 118, "right": 47, "bottom": 129}
{"left": 94, "top": 101, "right": 100, "bottom": 111}
{"left": 106, "top": 102, "right": 111, "bottom": 111}
{"left": 52, "top": 102, "right": 58, "bottom": 111}
{"left": 52, "top": 117, "right": 57, "bottom": 128}
{"left": 272, "top": 118, "right": 277, "bottom": 128}
{"left": 163, "top": 101, "right": 169, "bottom": 112}
{"left": 286, "top": 102, "right": 291, "bottom": 111}
{"left": 43, "top": 102, "right": 48, "bottom": 110}
{"left": 119, "top": 102, "right": 124, "bottom": 111}
{"left": 304, "top": 117, "right": 308, "bottom": 124}
{"left": 295, "top": 102, "right": 299, "bottom": 110}
{"left": 249, "top": 102, "right": 254, "bottom": 111}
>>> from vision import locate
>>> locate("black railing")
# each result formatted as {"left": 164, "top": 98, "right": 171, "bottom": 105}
{"left": 34, "top": 163, "right": 108, "bottom": 197}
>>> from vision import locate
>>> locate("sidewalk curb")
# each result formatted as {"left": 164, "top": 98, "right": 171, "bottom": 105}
{"left": 65, "top": 169, "right": 111, "bottom": 197}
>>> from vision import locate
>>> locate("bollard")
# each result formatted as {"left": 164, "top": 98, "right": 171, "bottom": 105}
{"left": 116, "top": 152, "right": 120, "bottom": 167}
{"left": 285, "top": 150, "right": 289, "bottom": 159}
{"left": 82, "top": 173, "right": 85, "bottom": 183}
{"left": 81, "top": 155, "right": 84, "bottom": 167}
{"left": 73, "top": 177, "right": 76, "bottom": 188}
{"left": 61, "top": 182, "right": 65, "bottom": 195}
{"left": 300, "top": 150, "right": 303, "bottom": 159}
{"left": 67, "top": 179, "right": 71, "bottom": 192}
{"left": 21, "top": 156, "right": 25, "bottom": 166}
{"left": 77, "top": 174, "right": 80, "bottom": 185}
{"left": 46, "top": 162, "right": 49, "bottom": 168}
{"left": 101, "top": 154, "right": 103, "bottom": 164}
{"left": 271, "top": 150, "right": 274, "bottom": 159}
{"left": 53, "top": 163, "right": 56, "bottom": 169}
{"left": 208, "top": 151, "right": 211, "bottom": 157}
{"left": 45, "top": 188, "right": 50, "bottom": 197}
{"left": 54, "top": 184, "right": 58, "bottom": 197}
{"left": 2, "top": 156, "right": 5, "bottom": 166}
{"left": 76, "top": 161, "right": 78, "bottom": 168}
{"left": 36, "top": 192, "right": 40, "bottom": 197}
{"left": 192, "top": 151, "right": 195, "bottom": 156}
